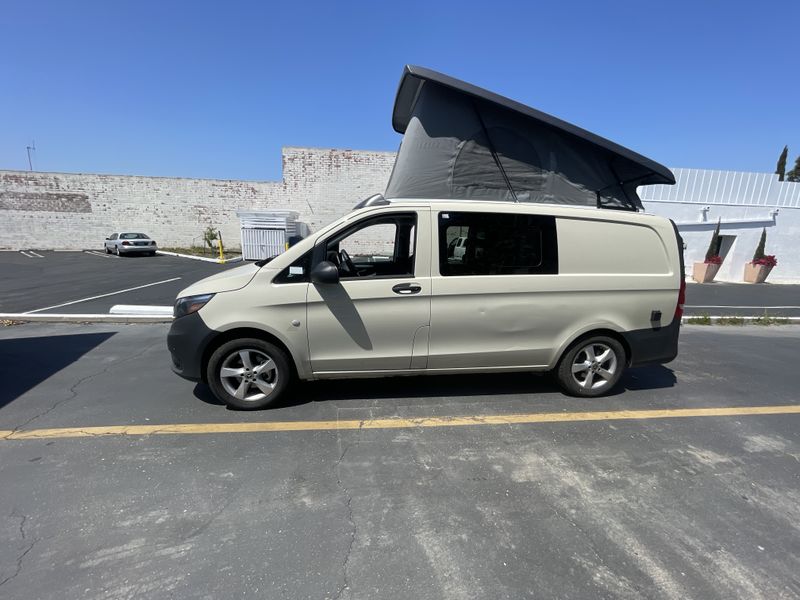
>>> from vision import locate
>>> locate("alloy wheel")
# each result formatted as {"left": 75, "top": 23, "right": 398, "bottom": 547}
{"left": 570, "top": 342, "right": 618, "bottom": 391}
{"left": 219, "top": 348, "right": 278, "bottom": 402}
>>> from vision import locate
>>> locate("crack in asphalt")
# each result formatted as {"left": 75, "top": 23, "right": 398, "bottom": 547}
{"left": 2, "top": 340, "right": 161, "bottom": 439}
{"left": 0, "top": 511, "right": 36, "bottom": 589}
{"left": 331, "top": 418, "right": 365, "bottom": 600}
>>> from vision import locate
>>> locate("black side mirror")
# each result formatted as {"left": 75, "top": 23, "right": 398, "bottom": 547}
{"left": 310, "top": 261, "right": 340, "bottom": 285}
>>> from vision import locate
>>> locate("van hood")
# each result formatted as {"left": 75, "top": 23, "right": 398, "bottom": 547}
{"left": 176, "top": 263, "right": 261, "bottom": 298}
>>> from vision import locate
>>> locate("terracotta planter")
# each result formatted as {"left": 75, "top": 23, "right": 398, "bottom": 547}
{"left": 692, "top": 261, "right": 721, "bottom": 283}
{"left": 743, "top": 262, "right": 773, "bottom": 284}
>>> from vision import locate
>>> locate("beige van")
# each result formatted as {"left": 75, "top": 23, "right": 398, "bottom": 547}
{"left": 169, "top": 65, "right": 684, "bottom": 408}
{"left": 168, "top": 197, "right": 684, "bottom": 409}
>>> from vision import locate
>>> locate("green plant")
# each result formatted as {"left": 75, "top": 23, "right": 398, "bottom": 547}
{"left": 716, "top": 316, "right": 745, "bottom": 326}
{"left": 203, "top": 226, "right": 218, "bottom": 252}
{"left": 752, "top": 228, "right": 766, "bottom": 261}
{"left": 753, "top": 314, "right": 789, "bottom": 326}
{"left": 776, "top": 146, "right": 788, "bottom": 181}
{"left": 686, "top": 315, "right": 711, "bottom": 325}
{"left": 704, "top": 219, "right": 722, "bottom": 263}
{"left": 786, "top": 155, "right": 800, "bottom": 182}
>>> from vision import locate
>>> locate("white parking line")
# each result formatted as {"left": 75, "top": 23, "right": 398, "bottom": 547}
{"left": 27, "top": 250, "right": 44, "bottom": 258}
{"left": 83, "top": 250, "right": 117, "bottom": 259}
{"left": 23, "top": 277, "right": 182, "bottom": 314}
{"left": 687, "top": 305, "right": 800, "bottom": 309}
{"left": 20, "top": 251, "right": 43, "bottom": 259}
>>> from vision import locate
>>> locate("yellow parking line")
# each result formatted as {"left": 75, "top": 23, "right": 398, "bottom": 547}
{"left": 1, "top": 405, "right": 799, "bottom": 441}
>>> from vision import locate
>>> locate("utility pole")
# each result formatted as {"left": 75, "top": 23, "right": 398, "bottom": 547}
{"left": 26, "top": 141, "right": 36, "bottom": 171}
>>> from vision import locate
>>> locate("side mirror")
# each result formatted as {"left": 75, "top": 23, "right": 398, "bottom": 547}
{"left": 310, "top": 261, "right": 340, "bottom": 285}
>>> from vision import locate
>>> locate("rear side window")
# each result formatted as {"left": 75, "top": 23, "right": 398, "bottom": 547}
{"left": 438, "top": 212, "right": 558, "bottom": 276}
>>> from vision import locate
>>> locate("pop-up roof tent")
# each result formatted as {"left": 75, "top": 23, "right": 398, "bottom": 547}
{"left": 385, "top": 66, "right": 675, "bottom": 211}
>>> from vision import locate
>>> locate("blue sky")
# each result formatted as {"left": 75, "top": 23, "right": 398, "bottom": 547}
{"left": 1, "top": 0, "right": 798, "bottom": 181}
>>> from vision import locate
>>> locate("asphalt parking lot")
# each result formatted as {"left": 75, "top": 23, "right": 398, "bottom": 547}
{"left": 1, "top": 322, "right": 799, "bottom": 599}
{"left": 0, "top": 250, "right": 239, "bottom": 314}
{"left": 2, "top": 249, "right": 799, "bottom": 318}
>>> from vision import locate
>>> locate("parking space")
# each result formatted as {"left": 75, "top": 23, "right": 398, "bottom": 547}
{"left": 3, "top": 250, "right": 799, "bottom": 319}
{"left": 685, "top": 282, "right": 800, "bottom": 317}
{"left": 0, "top": 322, "right": 798, "bottom": 599}
{"left": 0, "top": 250, "right": 241, "bottom": 314}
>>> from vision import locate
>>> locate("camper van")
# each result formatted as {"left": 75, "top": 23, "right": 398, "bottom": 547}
{"left": 167, "top": 66, "right": 684, "bottom": 409}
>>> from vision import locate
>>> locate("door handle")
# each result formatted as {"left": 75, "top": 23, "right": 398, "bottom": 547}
{"left": 392, "top": 283, "right": 422, "bottom": 295}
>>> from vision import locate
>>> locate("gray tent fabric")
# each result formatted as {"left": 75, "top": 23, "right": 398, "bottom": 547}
{"left": 385, "top": 66, "right": 675, "bottom": 211}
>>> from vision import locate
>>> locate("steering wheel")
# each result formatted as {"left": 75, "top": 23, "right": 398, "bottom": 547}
{"left": 339, "top": 249, "right": 356, "bottom": 275}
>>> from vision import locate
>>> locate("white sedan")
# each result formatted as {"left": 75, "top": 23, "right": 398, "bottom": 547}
{"left": 104, "top": 232, "right": 158, "bottom": 256}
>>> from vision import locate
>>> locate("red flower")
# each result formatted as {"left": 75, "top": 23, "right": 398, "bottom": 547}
{"left": 704, "top": 255, "right": 723, "bottom": 265}
{"left": 752, "top": 255, "right": 777, "bottom": 267}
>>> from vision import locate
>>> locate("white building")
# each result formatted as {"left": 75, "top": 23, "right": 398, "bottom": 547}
{"left": 641, "top": 169, "right": 800, "bottom": 282}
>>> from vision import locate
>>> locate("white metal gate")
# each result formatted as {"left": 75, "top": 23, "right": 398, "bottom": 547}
{"left": 240, "top": 227, "right": 286, "bottom": 261}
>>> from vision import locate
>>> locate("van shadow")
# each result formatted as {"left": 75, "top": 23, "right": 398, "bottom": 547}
{"left": 0, "top": 332, "right": 116, "bottom": 409}
{"left": 620, "top": 365, "right": 677, "bottom": 392}
{"left": 193, "top": 365, "right": 677, "bottom": 410}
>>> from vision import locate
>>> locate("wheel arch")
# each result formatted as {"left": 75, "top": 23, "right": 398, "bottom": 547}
{"left": 200, "top": 327, "right": 302, "bottom": 383}
{"left": 552, "top": 327, "right": 632, "bottom": 369}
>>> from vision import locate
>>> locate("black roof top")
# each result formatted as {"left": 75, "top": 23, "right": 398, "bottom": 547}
{"left": 391, "top": 65, "right": 675, "bottom": 187}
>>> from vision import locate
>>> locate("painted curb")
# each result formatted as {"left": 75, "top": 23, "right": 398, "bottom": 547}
{"left": 156, "top": 250, "right": 244, "bottom": 264}
{"left": 109, "top": 304, "right": 173, "bottom": 316}
{"left": 681, "top": 316, "right": 800, "bottom": 324}
{"left": 0, "top": 313, "right": 172, "bottom": 323}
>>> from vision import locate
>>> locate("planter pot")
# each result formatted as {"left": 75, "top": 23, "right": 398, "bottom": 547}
{"left": 743, "top": 263, "right": 774, "bottom": 284}
{"left": 692, "top": 261, "right": 721, "bottom": 283}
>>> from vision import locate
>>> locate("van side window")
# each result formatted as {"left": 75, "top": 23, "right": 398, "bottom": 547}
{"left": 324, "top": 213, "right": 417, "bottom": 279}
{"left": 274, "top": 250, "right": 312, "bottom": 284}
{"left": 438, "top": 212, "right": 558, "bottom": 276}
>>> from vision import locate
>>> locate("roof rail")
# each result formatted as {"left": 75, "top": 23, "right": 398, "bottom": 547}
{"left": 352, "top": 193, "right": 390, "bottom": 210}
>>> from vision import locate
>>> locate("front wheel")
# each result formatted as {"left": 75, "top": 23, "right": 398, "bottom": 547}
{"left": 555, "top": 336, "right": 626, "bottom": 397}
{"left": 207, "top": 338, "right": 291, "bottom": 409}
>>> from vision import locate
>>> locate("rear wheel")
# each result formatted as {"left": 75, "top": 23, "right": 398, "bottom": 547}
{"left": 207, "top": 338, "right": 291, "bottom": 410}
{"left": 555, "top": 335, "right": 625, "bottom": 397}
{"left": 105, "top": 245, "right": 111, "bottom": 254}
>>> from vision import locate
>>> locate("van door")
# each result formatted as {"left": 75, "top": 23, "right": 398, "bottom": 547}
{"left": 307, "top": 208, "right": 431, "bottom": 373}
{"left": 429, "top": 209, "right": 559, "bottom": 369}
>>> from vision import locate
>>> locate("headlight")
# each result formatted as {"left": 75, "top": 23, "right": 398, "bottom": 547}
{"left": 174, "top": 293, "right": 215, "bottom": 319}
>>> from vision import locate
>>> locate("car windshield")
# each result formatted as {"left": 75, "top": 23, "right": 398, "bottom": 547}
{"left": 119, "top": 233, "right": 149, "bottom": 239}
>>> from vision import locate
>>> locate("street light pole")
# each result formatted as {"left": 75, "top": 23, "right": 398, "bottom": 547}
{"left": 26, "top": 141, "right": 35, "bottom": 171}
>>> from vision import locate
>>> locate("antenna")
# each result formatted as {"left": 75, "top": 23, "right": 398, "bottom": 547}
{"left": 26, "top": 141, "right": 36, "bottom": 171}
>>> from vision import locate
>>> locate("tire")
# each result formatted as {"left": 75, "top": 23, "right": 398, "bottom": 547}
{"left": 555, "top": 335, "right": 626, "bottom": 397}
{"left": 114, "top": 246, "right": 120, "bottom": 256}
{"left": 105, "top": 245, "right": 111, "bottom": 254}
{"left": 207, "top": 338, "right": 291, "bottom": 410}
{"left": 148, "top": 251, "right": 156, "bottom": 257}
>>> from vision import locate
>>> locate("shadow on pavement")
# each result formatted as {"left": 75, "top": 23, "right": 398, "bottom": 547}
{"left": 194, "top": 364, "right": 677, "bottom": 410}
{"left": 621, "top": 365, "right": 677, "bottom": 391}
{"left": 0, "top": 332, "right": 116, "bottom": 409}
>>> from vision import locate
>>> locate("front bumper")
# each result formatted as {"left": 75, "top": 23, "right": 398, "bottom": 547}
{"left": 167, "top": 311, "right": 216, "bottom": 381}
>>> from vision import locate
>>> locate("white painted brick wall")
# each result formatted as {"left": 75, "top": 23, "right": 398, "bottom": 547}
{"left": 2, "top": 148, "right": 798, "bottom": 281}
{"left": 0, "top": 147, "right": 396, "bottom": 251}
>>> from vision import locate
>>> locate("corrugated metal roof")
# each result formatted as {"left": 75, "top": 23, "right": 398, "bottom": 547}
{"left": 640, "top": 168, "right": 800, "bottom": 208}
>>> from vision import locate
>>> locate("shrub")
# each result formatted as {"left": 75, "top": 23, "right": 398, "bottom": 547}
{"left": 704, "top": 219, "right": 722, "bottom": 263}
{"left": 753, "top": 255, "right": 777, "bottom": 267}
{"left": 752, "top": 228, "right": 766, "bottom": 262}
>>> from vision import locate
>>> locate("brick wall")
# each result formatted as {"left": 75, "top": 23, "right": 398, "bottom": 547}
{"left": 0, "top": 147, "right": 396, "bottom": 251}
